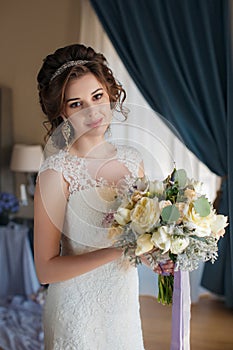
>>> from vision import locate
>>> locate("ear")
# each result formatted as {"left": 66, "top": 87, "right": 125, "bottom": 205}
{"left": 60, "top": 113, "right": 68, "bottom": 121}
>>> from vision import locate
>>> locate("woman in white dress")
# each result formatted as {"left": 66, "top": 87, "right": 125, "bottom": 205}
{"left": 34, "top": 44, "right": 174, "bottom": 349}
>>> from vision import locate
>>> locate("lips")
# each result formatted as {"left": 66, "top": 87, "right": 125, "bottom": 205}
{"left": 87, "top": 118, "right": 103, "bottom": 128}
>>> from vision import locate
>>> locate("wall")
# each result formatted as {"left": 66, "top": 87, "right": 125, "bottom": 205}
{"left": 0, "top": 0, "right": 82, "bottom": 218}
{"left": 0, "top": 0, "right": 81, "bottom": 145}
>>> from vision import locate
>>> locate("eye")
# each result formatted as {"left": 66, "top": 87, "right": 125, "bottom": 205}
{"left": 93, "top": 93, "right": 103, "bottom": 101}
{"left": 69, "top": 101, "right": 82, "bottom": 108}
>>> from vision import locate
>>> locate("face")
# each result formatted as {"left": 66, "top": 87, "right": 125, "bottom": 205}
{"left": 63, "top": 73, "right": 112, "bottom": 140}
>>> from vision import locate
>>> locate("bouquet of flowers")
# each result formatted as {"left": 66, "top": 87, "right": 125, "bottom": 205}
{"left": 0, "top": 192, "right": 19, "bottom": 224}
{"left": 105, "top": 169, "right": 228, "bottom": 305}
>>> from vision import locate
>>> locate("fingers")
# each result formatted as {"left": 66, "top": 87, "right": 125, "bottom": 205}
{"left": 153, "top": 266, "right": 172, "bottom": 275}
{"left": 141, "top": 255, "right": 175, "bottom": 275}
{"left": 154, "top": 260, "right": 175, "bottom": 275}
{"left": 161, "top": 260, "right": 174, "bottom": 269}
{"left": 153, "top": 265, "right": 163, "bottom": 274}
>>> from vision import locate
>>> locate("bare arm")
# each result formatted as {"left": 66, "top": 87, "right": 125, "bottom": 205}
{"left": 34, "top": 170, "right": 121, "bottom": 284}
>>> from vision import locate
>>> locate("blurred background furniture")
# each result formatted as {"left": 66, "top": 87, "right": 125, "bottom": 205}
{"left": 0, "top": 87, "right": 14, "bottom": 194}
{"left": 10, "top": 144, "right": 44, "bottom": 205}
{"left": 0, "top": 222, "right": 40, "bottom": 299}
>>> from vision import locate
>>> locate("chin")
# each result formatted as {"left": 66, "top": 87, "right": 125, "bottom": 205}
{"left": 87, "top": 124, "right": 108, "bottom": 137}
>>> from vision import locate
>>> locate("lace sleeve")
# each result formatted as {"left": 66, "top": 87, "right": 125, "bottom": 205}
{"left": 38, "top": 150, "right": 72, "bottom": 186}
{"left": 39, "top": 151, "right": 65, "bottom": 175}
{"left": 38, "top": 151, "right": 91, "bottom": 195}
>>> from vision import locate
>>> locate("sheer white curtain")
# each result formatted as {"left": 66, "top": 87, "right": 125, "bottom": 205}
{"left": 78, "top": 0, "right": 220, "bottom": 302}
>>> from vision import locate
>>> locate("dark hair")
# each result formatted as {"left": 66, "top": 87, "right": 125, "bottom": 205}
{"left": 37, "top": 44, "right": 127, "bottom": 141}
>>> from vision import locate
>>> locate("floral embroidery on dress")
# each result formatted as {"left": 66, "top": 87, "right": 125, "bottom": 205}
{"left": 39, "top": 145, "right": 142, "bottom": 195}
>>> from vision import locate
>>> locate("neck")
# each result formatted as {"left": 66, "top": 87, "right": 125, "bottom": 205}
{"left": 69, "top": 136, "right": 113, "bottom": 159}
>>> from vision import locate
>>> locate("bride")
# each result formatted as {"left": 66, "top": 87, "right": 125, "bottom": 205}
{"left": 34, "top": 43, "right": 174, "bottom": 349}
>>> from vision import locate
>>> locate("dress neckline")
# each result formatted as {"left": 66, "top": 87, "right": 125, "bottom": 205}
{"left": 62, "top": 143, "right": 119, "bottom": 161}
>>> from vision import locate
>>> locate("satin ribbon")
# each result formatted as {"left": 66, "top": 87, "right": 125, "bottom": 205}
{"left": 170, "top": 270, "right": 191, "bottom": 350}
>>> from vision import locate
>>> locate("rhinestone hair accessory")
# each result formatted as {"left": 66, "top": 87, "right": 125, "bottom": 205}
{"left": 50, "top": 60, "right": 89, "bottom": 82}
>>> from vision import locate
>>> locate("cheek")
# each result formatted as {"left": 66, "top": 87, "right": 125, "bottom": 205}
{"left": 64, "top": 108, "right": 74, "bottom": 120}
{"left": 99, "top": 104, "right": 112, "bottom": 121}
{"left": 68, "top": 113, "right": 86, "bottom": 133}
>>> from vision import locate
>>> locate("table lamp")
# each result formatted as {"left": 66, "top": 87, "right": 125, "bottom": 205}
{"left": 10, "top": 144, "right": 44, "bottom": 205}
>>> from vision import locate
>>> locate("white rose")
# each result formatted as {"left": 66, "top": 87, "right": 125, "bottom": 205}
{"left": 183, "top": 204, "right": 212, "bottom": 237}
{"left": 187, "top": 179, "right": 205, "bottom": 195}
{"left": 170, "top": 237, "right": 189, "bottom": 254}
{"left": 135, "top": 233, "right": 154, "bottom": 256}
{"left": 114, "top": 208, "right": 131, "bottom": 226}
{"left": 151, "top": 226, "right": 172, "bottom": 254}
{"left": 131, "top": 197, "right": 161, "bottom": 235}
{"left": 210, "top": 214, "right": 228, "bottom": 239}
{"left": 149, "top": 180, "right": 165, "bottom": 195}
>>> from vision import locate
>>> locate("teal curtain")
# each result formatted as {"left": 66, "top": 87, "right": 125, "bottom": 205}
{"left": 91, "top": 0, "right": 233, "bottom": 306}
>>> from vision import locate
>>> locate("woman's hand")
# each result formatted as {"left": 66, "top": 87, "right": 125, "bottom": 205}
{"left": 141, "top": 253, "right": 175, "bottom": 275}
{"left": 155, "top": 260, "right": 174, "bottom": 275}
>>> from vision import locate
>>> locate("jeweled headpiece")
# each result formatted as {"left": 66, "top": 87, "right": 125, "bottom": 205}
{"left": 50, "top": 60, "right": 89, "bottom": 82}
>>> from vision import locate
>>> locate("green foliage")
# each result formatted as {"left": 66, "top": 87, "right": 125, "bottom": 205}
{"left": 165, "top": 186, "right": 179, "bottom": 203}
{"left": 174, "top": 169, "right": 187, "bottom": 188}
{"left": 169, "top": 252, "right": 177, "bottom": 262}
{"left": 161, "top": 205, "right": 180, "bottom": 223}
{"left": 193, "top": 197, "right": 210, "bottom": 217}
{"left": 157, "top": 275, "right": 174, "bottom": 305}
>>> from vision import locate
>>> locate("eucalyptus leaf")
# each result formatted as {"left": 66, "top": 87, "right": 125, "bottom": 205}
{"left": 174, "top": 169, "right": 187, "bottom": 188}
{"left": 193, "top": 197, "right": 210, "bottom": 217}
{"left": 161, "top": 205, "right": 180, "bottom": 223}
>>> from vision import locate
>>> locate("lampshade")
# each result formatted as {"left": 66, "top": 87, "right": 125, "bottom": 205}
{"left": 10, "top": 144, "right": 44, "bottom": 172}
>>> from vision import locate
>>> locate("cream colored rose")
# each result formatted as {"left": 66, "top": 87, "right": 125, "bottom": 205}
{"left": 151, "top": 226, "right": 172, "bottom": 254}
{"left": 131, "top": 197, "right": 161, "bottom": 234}
{"left": 131, "top": 191, "right": 143, "bottom": 203}
{"left": 149, "top": 180, "right": 165, "bottom": 195}
{"left": 210, "top": 214, "right": 228, "bottom": 239}
{"left": 108, "top": 226, "right": 123, "bottom": 240}
{"left": 159, "top": 200, "right": 172, "bottom": 210}
{"left": 184, "top": 188, "right": 197, "bottom": 202}
{"left": 135, "top": 233, "right": 154, "bottom": 256}
{"left": 170, "top": 237, "right": 189, "bottom": 254}
{"left": 183, "top": 204, "right": 212, "bottom": 237}
{"left": 114, "top": 208, "right": 131, "bottom": 226}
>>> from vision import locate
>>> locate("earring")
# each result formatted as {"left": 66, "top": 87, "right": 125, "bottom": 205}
{"left": 106, "top": 125, "right": 112, "bottom": 138}
{"left": 62, "top": 119, "right": 71, "bottom": 148}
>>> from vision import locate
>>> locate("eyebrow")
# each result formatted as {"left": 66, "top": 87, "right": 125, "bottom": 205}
{"left": 91, "top": 88, "right": 103, "bottom": 95}
{"left": 66, "top": 88, "right": 103, "bottom": 103}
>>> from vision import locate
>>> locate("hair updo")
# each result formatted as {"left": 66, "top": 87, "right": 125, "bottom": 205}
{"left": 37, "top": 44, "right": 127, "bottom": 141}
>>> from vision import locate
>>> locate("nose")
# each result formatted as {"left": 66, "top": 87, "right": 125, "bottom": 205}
{"left": 84, "top": 104, "right": 99, "bottom": 119}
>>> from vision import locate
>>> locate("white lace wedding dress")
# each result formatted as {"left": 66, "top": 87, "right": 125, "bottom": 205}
{"left": 39, "top": 144, "right": 145, "bottom": 350}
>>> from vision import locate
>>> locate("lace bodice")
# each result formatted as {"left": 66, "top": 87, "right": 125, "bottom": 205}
{"left": 40, "top": 144, "right": 142, "bottom": 249}
{"left": 40, "top": 144, "right": 142, "bottom": 194}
